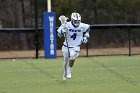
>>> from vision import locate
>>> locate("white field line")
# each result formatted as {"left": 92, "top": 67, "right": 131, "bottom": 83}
{"left": 76, "top": 66, "right": 140, "bottom": 71}
{"left": 1, "top": 69, "right": 62, "bottom": 73}
{"left": 1, "top": 79, "right": 60, "bottom": 83}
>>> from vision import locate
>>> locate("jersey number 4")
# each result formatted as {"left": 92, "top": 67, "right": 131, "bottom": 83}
{"left": 70, "top": 33, "right": 77, "bottom": 40}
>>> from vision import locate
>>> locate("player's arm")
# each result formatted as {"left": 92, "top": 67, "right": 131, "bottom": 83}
{"left": 57, "top": 26, "right": 67, "bottom": 37}
{"left": 82, "top": 25, "right": 90, "bottom": 43}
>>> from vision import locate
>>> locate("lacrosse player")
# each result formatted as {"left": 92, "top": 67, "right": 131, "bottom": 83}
{"left": 57, "top": 12, "right": 90, "bottom": 80}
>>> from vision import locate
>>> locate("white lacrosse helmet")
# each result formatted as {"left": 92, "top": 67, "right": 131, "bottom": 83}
{"left": 71, "top": 12, "right": 81, "bottom": 27}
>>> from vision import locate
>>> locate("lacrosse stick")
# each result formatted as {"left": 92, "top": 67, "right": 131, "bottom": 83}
{"left": 58, "top": 15, "right": 70, "bottom": 80}
{"left": 58, "top": 15, "right": 70, "bottom": 57}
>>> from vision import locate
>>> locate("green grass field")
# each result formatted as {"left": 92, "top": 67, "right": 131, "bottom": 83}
{"left": 0, "top": 56, "right": 140, "bottom": 93}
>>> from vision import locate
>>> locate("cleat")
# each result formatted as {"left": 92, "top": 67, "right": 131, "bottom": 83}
{"left": 63, "top": 76, "right": 67, "bottom": 81}
{"left": 63, "top": 72, "right": 67, "bottom": 81}
{"left": 63, "top": 74, "right": 67, "bottom": 81}
{"left": 67, "top": 73, "right": 72, "bottom": 79}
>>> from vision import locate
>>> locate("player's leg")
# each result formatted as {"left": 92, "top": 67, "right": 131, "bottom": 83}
{"left": 67, "top": 59, "right": 74, "bottom": 79}
{"left": 62, "top": 46, "right": 69, "bottom": 80}
{"left": 69, "top": 59, "right": 75, "bottom": 67}
{"left": 67, "top": 49, "right": 79, "bottom": 79}
{"left": 62, "top": 52, "right": 69, "bottom": 80}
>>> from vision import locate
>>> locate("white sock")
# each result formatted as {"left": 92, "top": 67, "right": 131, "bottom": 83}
{"left": 67, "top": 66, "right": 72, "bottom": 74}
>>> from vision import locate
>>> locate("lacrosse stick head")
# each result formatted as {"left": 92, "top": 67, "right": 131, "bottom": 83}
{"left": 58, "top": 15, "right": 68, "bottom": 27}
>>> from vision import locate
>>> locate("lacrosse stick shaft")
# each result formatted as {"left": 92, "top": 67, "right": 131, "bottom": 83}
{"left": 64, "top": 32, "right": 70, "bottom": 58}
{"left": 59, "top": 15, "right": 70, "bottom": 80}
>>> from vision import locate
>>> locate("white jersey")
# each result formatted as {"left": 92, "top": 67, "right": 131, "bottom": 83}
{"left": 57, "top": 21, "right": 89, "bottom": 47}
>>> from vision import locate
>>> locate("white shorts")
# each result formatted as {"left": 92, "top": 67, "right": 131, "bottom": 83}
{"left": 62, "top": 45, "right": 80, "bottom": 60}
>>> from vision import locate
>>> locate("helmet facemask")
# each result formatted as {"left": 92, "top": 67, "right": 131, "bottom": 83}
{"left": 71, "top": 13, "right": 81, "bottom": 27}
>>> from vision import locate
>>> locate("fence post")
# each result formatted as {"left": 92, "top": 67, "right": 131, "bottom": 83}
{"left": 86, "top": 43, "right": 89, "bottom": 57}
{"left": 35, "top": 0, "right": 39, "bottom": 59}
{"left": 128, "top": 29, "right": 131, "bottom": 56}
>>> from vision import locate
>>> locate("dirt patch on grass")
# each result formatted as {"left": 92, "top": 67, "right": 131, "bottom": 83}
{"left": 0, "top": 47, "right": 140, "bottom": 59}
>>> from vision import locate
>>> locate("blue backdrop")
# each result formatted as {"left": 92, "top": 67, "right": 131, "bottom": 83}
{"left": 44, "top": 12, "right": 56, "bottom": 58}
